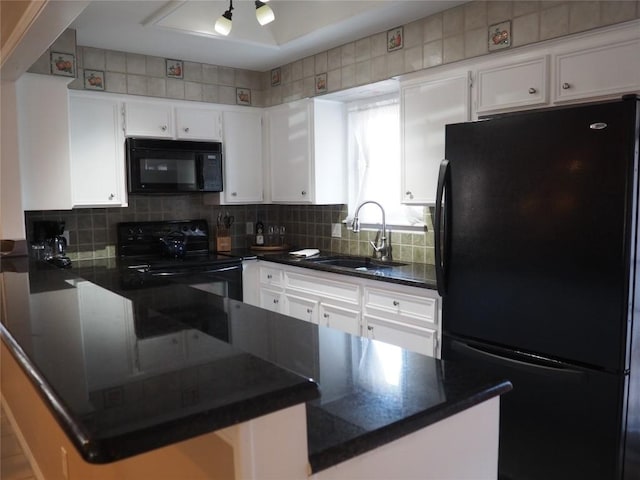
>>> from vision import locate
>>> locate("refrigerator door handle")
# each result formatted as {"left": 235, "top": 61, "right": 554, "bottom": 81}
{"left": 435, "top": 159, "right": 451, "bottom": 297}
{"left": 450, "top": 339, "right": 587, "bottom": 380}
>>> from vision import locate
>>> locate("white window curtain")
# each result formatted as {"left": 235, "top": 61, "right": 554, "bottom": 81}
{"left": 346, "top": 95, "right": 424, "bottom": 227}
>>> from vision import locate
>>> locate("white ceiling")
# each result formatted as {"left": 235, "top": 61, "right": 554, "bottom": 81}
{"left": 70, "top": 0, "right": 464, "bottom": 72}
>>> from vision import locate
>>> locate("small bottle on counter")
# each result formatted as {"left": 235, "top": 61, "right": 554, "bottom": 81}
{"left": 255, "top": 220, "right": 265, "bottom": 246}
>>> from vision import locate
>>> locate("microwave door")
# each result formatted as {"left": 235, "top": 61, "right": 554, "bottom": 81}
{"left": 135, "top": 151, "right": 198, "bottom": 192}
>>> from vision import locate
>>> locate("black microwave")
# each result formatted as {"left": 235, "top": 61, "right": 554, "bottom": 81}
{"left": 126, "top": 138, "right": 223, "bottom": 194}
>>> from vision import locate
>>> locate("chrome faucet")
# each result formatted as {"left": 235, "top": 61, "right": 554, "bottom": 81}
{"left": 351, "top": 200, "right": 390, "bottom": 261}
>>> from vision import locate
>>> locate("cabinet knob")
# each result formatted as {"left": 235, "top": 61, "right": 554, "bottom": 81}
{"left": 267, "top": 274, "right": 272, "bottom": 279}
{"left": 405, "top": 191, "right": 413, "bottom": 197}
{"left": 161, "top": 125, "right": 168, "bottom": 131}
{"left": 108, "top": 193, "right": 115, "bottom": 200}
{"left": 301, "top": 190, "right": 307, "bottom": 196}
{"left": 184, "top": 127, "right": 190, "bottom": 133}
{"left": 367, "top": 325, "right": 374, "bottom": 331}
{"left": 393, "top": 300, "right": 400, "bottom": 306}
{"left": 323, "top": 313, "right": 329, "bottom": 318}
{"left": 172, "top": 338, "right": 178, "bottom": 345}
{"left": 562, "top": 82, "right": 571, "bottom": 90}
{"left": 273, "top": 299, "right": 279, "bottom": 304}
{"left": 231, "top": 192, "right": 237, "bottom": 197}
{"left": 528, "top": 87, "right": 537, "bottom": 94}
{"left": 307, "top": 308, "right": 313, "bottom": 314}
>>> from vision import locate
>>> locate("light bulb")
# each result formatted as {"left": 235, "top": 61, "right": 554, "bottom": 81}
{"left": 215, "top": 10, "right": 233, "bottom": 36}
{"left": 255, "top": 1, "right": 274, "bottom": 26}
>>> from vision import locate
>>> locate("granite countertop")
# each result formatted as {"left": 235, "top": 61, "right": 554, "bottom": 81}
{"left": 1, "top": 259, "right": 511, "bottom": 472}
{"left": 224, "top": 248, "right": 438, "bottom": 289}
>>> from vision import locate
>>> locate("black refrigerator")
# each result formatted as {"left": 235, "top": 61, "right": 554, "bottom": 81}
{"left": 437, "top": 95, "right": 640, "bottom": 480}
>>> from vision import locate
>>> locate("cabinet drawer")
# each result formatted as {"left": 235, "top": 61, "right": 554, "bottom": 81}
{"left": 476, "top": 56, "right": 548, "bottom": 112}
{"left": 364, "top": 314, "right": 436, "bottom": 357}
{"left": 260, "top": 266, "right": 283, "bottom": 286}
{"left": 364, "top": 287, "right": 437, "bottom": 326}
{"left": 286, "top": 271, "right": 360, "bottom": 304}
{"left": 320, "top": 303, "right": 360, "bottom": 336}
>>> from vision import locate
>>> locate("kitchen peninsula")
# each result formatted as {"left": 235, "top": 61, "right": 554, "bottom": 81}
{"left": 1, "top": 258, "right": 511, "bottom": 479}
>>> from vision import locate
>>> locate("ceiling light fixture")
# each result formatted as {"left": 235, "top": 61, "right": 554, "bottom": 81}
{"left": 215, "top": 0, "right": 275, "bottom": 36}
{"left": 214, "top": 0, "right": 234, "bottom": 36}
{"left": 255, "top": 1, "right": 275, "bottom": 26}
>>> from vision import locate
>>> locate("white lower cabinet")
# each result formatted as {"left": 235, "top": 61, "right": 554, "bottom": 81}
{"left": 260, "top": 286, "right": 285, "bottom": 313}
{"left": 286, "top": 293, "right": 319, "bottom": 324}
{"left": 364, "top": 315, "right": 437, "bottom": 357}
{"left": 320, "top": 303, "right": 360, "bottom": 336}
{"left": 247, "top": 261, "right": 440, "bottom": 357}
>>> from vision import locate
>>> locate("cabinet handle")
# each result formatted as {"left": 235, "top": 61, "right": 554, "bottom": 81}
{"left": 307, "top": 308, "right": 313, "bottom": 314}
{"left": 184, "top": 127, "right": 190, "bottom": 133}
{"left": 161, "top": 125, "right": 168, "bottom": 131}
{"left": 267, "top": 274, "right": 272, "bottom": 279}
{"left": 273, "top": 299, "right": 279, "bottom": 304}
{"left": 231, "top": 192, "right": 237, "bottom": 197}
{"left": 108, "top": 193, "right": 115, "bottom": 200}
{"left": 323, "top": 313, "right": 329, "bottom": 318}
{"left": 562, "top": 82, "right": 571, "bottom": 90}
{"left": 301, "top": 190, "right": 307, "bottom": 196}
{"left": 393, "top": 300, "right": 400, "bottom": 306}
{"left": 528, "top": 87, "right": 536, "bottom": 94}
{"left": 367, "top": 325, "right": 374, "bottom": 331}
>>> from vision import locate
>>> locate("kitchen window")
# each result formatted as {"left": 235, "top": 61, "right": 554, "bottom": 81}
{"left": 345, "top": 95, "right": 424, "bottom": 228}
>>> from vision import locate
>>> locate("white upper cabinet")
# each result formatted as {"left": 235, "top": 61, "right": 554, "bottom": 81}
{"left": 267, "top": 98, "right": 346, "bottom": 204}
{"left": 124, "top": 98, "right": 222, "bottom": 140}
{"left": 16, "top": 73, "right": 74, "bottom": 210}
{"left": 221, "top": 109, "right": 263, "bottom": 203}
{"left": 124, "top": 100, "right": 173, "bottom": 138}
{"left": 175, "top": 106, "right": 222, "bottom": 140}
{"left": 400, "top": 72, "right": 470, "bottom": 205}
{"left": 69, "top": 91, "right": 127, "bottom": 207}
{"left": 476, "top": 56, "right": 549, "bottom": 113}
{"left": 554, "top": 38, "right": 640, "bottom": 103}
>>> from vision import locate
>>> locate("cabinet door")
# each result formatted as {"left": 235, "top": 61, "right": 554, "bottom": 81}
{"left": 176, "top": 106, "right": 222, "bottom": 140}
{"left": 476, "top": 56, "right": 548, "bottom": 113}
{"left": 365, "top": 314, "right": 436, "bottom": 357}
{"left": 222, "top": 110, "right": 263, "bottom": 203}
{"left": 259, "top": 287, "right": 284, "bottom": 313}
{"left": 69, "top": 93, "right": 127, "bottom": 207}
{"left": 16, "top": 73, "right": 73, "bottom": 210}
{"left": 320, "top": 303, "right": 360, "bottom": 336}
{"left": 286, "top": 293, "right": 318, "bottom": 324}
{"left": 555, "top": 39, "right": 640, "bottom": 102}
{"left": 268, "top": 100, "right": 312, "bottom": 203}
{"left": 401, "top": 73, "right": 470, "bottom": 204}
{"left": 124, "top": 100, "right": 173, "bottom": 138}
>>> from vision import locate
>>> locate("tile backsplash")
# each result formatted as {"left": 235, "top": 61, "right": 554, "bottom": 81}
{"left": 24, "top": 198, "right": 434, "bottom": 264}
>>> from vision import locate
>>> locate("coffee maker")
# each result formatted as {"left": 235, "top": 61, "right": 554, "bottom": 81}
{"left": 32, "top": 220, "right": 71, "bottom": 268}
